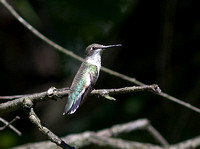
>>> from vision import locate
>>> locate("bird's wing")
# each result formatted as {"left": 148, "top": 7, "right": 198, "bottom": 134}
{"left": 63, "top": 64, "right": 98, "bottom": 115}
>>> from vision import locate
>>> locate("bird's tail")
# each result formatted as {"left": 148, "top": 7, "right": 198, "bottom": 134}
{"left": 63, "top": 93, "right": 82, "bottom": 115}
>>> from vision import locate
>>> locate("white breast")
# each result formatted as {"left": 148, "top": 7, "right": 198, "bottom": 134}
{"left": 86, "top": 53, "right": 101, "bottom": 72}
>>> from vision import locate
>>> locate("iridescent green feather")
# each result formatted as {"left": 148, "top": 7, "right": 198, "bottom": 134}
{"left": 63, "top": 62, "right": 98, "bottom": 114}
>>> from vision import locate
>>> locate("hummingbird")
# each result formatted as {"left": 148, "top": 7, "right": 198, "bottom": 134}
{"left": 63, "top": 43, "right": 122, "bottom": 115}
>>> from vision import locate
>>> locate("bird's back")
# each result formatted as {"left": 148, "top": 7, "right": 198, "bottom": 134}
{"left": 63, "top": 62, "right": 98, "bottom": 114}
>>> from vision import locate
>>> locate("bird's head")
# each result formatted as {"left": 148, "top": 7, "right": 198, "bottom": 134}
{"left": 85, "top": 43, "right": 122, "bottom": 57}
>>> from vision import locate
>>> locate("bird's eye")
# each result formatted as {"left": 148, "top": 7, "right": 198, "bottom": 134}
{"left": 92, "top": 47, "right": 96, "bottom": 50}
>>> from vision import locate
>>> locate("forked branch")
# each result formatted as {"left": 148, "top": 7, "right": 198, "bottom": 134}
{"left": 0, "top": 85, "right": 161, "bottom": 149}
{"left": 0, "top": 0, "right": 199, "bottom": 114}
{"left": 22, "top": 98, "right": 74, "bottom": 149}
{"left": 13, "top": 119, "right": 200, "bottom": 149}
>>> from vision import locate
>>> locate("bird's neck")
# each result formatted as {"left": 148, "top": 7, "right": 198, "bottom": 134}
{"left": 86, "top": 53, "right": 101, "bottom": 71}
{"left": 86, "top": 53, "right": 101, "bottom": 65}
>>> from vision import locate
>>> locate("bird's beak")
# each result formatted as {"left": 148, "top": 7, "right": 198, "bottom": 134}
{"left": 102, "top": 44, "right": 122, "bottom": 49}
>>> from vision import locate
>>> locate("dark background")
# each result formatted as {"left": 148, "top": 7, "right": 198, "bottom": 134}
{"left": 0, "top": 0, "right": 200, "bottom": 148}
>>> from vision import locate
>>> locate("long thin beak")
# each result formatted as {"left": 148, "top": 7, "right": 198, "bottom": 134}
{"left": 102, "top": 44, "right": 122, "bottom": 49}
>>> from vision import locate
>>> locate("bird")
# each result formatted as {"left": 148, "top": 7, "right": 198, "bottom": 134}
{"left": 63, "top": 43, "right": 121, "bottom": 115}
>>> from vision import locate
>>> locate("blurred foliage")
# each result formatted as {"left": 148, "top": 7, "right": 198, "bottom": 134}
{"left": 0, "top": 0, "right": 200, "bottom": 148}
{"left": 0, "top": 131, "right": 19, "bottom": 149}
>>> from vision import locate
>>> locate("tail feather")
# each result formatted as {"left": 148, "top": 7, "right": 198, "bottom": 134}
{"left": 63, "top": 99, "right": 74, "bottom": 115}
{"left": 67, "top": 97, "right": 82, "bottom": 114}
{"left": 63, "top": 89, "right": 84, "bottom": 115}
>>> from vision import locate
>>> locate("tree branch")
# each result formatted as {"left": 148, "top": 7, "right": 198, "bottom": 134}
{"left": 170, "top": 136, "right": 200, "bottom": 149}
{"left": 0, "top": 85, "right": 160, "bottom": 148}
{"left": 147, "top": 125, "right": 168, "bottom": 147}
{"left": 0, "top": 95, "right": 30, "bottom": 100}
{"left": 0, "top": 116, "right": 21, "bottom": 136}
{"left": 0, "top": 0, "right": 199, "bottom": 114}
{"left": 12, "top": 119, "right": 200, "bottom": 149}
{"left": 22, "top": 98, "right": 74, "bottom": 149}
{"left": 92, "top": 84, "right": 161, "bottom": 95}
{"left": 0, "top": 0, "right": 83, "bottom": 63}
{"left": 0, "top": 85, "right": 159, "bottom": 116}
{"left": 96, "top": 119, "right": 168, "bottom": 147}
{"left": 1, "top": 1, "right": 199, "bottom": 149}
{"left": 0, "top": 85, "right": 162, "bottom": 149}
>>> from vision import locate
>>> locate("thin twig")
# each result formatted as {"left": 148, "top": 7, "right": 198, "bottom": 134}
{"left": 0, "top": 0, "right": 83, "bottom": 63}
{"left": 23, "top": 98, "right": 74, "bottom": 149}
{"left": 158, "top": 92, "right": 200, "bottom": 114}
{"left": 0, "top": 0, "right": 200, "bottom": 114}
{"left": 96, "top": 119, "right": 150, "bottom": 137}
{"left": 147, "top": 125, "right": 169, "bottom": 147}
{"left": 101, "top": 67, "right": 145, "bottom": 86}
{"left": 97, "top": 119, "right": 168, "bottom": 147}
{"left": 92, "top": 84, "right": 161, "bottom": 96}
{"left": 97, "top": 118, "right": 168, "bottom": 147}
{"left": 0, "top": 116, "right": 21, "bottom": 136}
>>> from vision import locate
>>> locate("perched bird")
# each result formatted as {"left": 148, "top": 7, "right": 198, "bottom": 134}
{"left": 63, "top": 43, "right": 121, "bottom": 115}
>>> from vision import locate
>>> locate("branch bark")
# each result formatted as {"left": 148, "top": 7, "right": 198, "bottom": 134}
{"left": 0, "top": 85, "right": 160, "bottom": 148}
{"left": 12, "top": 119, "right": 200, "bottom": 149}
{"left": 0, "top": 85, "right": 160, "bottom": 116}
{"left": 22, "top": 98, "right": 74, "bottom": 149}
{"left": 0, "top": 0, "right": 200, "bottom": 114}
